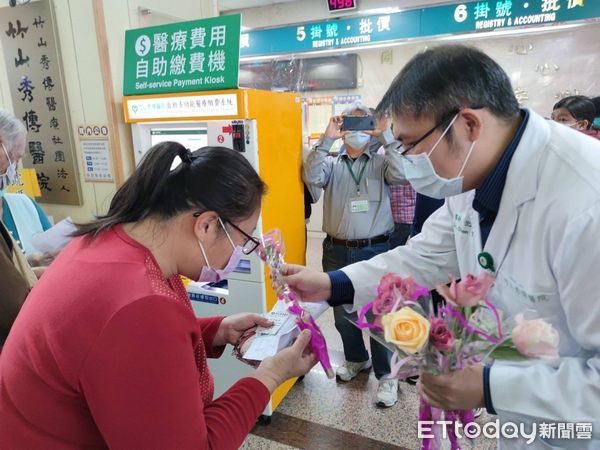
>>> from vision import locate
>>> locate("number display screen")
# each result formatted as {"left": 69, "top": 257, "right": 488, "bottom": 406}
{"left": 328, "top": 0, "right": 356, "bottom": 13}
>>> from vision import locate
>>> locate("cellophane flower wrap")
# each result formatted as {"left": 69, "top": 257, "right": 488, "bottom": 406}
{"left": 353, "top": 272, "right": 559, "bottom": 450}
{"left": 257, "top": 229, "right": 335, "bottom": 379}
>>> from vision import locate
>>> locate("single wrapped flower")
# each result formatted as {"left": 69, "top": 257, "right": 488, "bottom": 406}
{"left": 381, "top": 307, "right": 430, "bottom": 354}
{"left": 511, "top": 313, "right": 559, "bottom": 359}
{"left": 429, "top": 317, "right": 454, "bottom": 352}
{"left": 436, "top": 272, "right": 495, "bottom": 308}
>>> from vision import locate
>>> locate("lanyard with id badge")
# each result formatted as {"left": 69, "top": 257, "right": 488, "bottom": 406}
{"left": 344, "top": 158, "right": 369, "bottom": 213}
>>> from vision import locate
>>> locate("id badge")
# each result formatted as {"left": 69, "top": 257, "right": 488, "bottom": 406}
{"left": 350, "top": 197, "right": 369, "bottom": 213}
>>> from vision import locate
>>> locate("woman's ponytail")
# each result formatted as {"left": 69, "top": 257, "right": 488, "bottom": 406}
{"left": 74, "top": 141, "right": 266, "bottom": 238}
{"left": 73, "top": 142, "right": 187, "bottom": 237}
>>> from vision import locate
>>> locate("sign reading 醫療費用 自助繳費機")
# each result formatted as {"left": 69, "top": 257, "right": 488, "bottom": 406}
{"left": 123, "top": 14, "right": 240, "bottom": 95}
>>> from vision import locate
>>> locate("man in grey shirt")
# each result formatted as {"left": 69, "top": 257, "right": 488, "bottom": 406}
{"left": 303, "top": 103, "right": 405, "bottom": 407}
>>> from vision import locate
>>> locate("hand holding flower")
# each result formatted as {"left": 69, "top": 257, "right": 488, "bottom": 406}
{"left": 419, "top": 365, "right": 485, "bottom": 411}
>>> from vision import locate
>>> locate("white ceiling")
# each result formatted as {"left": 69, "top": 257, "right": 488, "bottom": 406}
{"left": 219, "top": 0, "right": 298, "bottom": 12}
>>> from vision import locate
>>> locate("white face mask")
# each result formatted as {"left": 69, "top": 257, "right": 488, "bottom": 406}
{"left": 401, "top": 114, "right": 477, "bottom": 199}
{"left": 344, "top": 131, "right": 371, "bottom": 150}
{"left": 0, "top": 143, "right": 17, "bottom": 191}
{"left": 197, "top": 218, "right": 243, "bottom": 283}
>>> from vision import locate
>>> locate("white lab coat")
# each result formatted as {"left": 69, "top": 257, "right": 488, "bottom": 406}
{"left": 342, "top": 111, "right": 600, "bottom": 449}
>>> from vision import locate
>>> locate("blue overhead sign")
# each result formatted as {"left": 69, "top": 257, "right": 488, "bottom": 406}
{"left": 239, "top": 0, "right": 600, "bottom": 58}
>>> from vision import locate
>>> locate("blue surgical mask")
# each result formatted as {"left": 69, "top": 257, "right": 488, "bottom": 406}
{"left": 0, "top": 143, "right": 17, "bottom": 191}
{"left": 401, "top": 114, "right": 477, "bottom": 199}
{"left": 197, "top": 218, "right": 243, "bottom": 283}
{"left": 344, "top": 131, "right": 370, "bottom": 150}
{"left": 593, "top": 117, "right": 600, "bottom": 128}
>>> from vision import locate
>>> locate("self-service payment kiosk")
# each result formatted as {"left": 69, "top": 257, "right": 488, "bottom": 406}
{"left": 123, "top": 89, "right": 304, "bottom": 418}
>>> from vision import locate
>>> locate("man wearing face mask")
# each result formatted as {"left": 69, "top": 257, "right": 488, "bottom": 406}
{"left": 303, "top": 102, "right": 406, "bottom": 407}
{"left": 0, "top": 109, "right": 37, "bottom": 349}
{"left": 288, "top": 45, "right": 600, "bottom": 448}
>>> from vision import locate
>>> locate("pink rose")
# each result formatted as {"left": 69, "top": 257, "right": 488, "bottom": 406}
{"left": 436, "top": 272, "right": 495, "bottom": 308}
{"left": 429, "top": 317, "right": 455, "bottom": 352}
{"left": 372, "top": 288, "right": 396, "bottom": 315}
{"left": 378, "top": 274, "right": 404, "bottom": 293}
{"left": 511, "top": 313, "right": 559, "bottom": 359}
{"left": 378, "top": 274, "right": 428, "bottom": 302}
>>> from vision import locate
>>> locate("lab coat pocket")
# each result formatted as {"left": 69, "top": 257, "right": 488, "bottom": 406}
{"left": 493, "top": 275, "right": 562, "bottom": 329}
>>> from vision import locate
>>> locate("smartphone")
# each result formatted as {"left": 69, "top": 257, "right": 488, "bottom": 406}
{"left": 342, "top": 115, "right": 375, "bottom": 131}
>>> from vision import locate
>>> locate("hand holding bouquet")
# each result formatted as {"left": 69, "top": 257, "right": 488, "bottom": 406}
{"left": 354, "top": 272, "right": 559, "bottom": 450}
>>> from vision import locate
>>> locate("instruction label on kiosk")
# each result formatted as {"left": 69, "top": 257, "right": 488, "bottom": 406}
{"left": 188, "top": 292, "right": 219, "bottom": 305}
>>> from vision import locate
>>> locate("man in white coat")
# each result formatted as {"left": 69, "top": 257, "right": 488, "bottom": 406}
{"left": 284, "top": 45, "right": 600, "bottom": 449}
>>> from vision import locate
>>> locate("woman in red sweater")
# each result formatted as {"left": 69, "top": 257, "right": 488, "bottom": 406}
{"left": 0, "top": 143, "right": 316, "bottom": 449}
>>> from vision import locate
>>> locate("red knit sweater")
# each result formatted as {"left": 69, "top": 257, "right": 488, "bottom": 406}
{"left": 0, "top": 225, "right": 269, "bottom": 449}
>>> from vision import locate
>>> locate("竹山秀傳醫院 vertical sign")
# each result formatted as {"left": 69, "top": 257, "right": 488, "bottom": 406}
{"left": 0, "top": 0, "right": 82, "bottom": 205}
{"left": 123, "top": 14, "right": 241, "bottom": 95}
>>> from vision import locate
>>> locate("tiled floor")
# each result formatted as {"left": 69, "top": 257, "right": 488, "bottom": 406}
{"left": 241, "top": 234, "right": 497, "bottom": 450}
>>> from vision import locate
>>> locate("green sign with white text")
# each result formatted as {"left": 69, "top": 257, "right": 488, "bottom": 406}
{"left": 123, "top": 15, "right": 241, "bottom": 95}
{"left": 240, "top": 1, "right": 600, "bottom": 57}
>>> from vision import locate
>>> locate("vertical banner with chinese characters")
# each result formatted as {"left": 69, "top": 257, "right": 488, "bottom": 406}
{"left": 123, "top": 14, "right": 241, "bottom": 96}
{"left": 0, "top": 0, "right": 82, "bottom": 205}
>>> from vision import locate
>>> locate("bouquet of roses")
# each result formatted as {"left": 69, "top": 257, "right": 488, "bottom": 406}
{"left": 353, "top": 272, "right": 560, "bottom": 450}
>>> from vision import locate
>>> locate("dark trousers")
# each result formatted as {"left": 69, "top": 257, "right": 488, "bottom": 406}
{"left": 322, "top": 238, "right": 392, "bottom": 379}
{"left": 389, "top": 222, "right": 411, "bottom": 249}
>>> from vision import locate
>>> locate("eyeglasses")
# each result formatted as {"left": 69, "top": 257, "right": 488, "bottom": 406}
{"left": 225, "top": 220, "right": 261, "bottom": 255}
{"left": 193, "top": 211, "right": 261, "bottom": 255}
{"left": 394, "top": 109, "right": 460, "bottom": 156}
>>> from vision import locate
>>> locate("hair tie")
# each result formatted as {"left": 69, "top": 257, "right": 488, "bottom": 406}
{"left": 179, "top": 148, "right": 194, "bottom": 164}
{"left": 170, "top": 148, "right": 194, "bottom": 172}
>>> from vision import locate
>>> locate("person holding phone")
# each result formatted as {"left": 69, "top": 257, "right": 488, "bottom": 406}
{"left": 302, "top": 102, "right": 406, "bottom": 407}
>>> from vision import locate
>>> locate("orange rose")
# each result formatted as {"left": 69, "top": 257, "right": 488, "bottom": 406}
{"left": 381, "top": 307, "right": 430, "bottom": 354}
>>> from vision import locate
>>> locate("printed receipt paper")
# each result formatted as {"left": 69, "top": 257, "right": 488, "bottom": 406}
{"left": 243, "top": 300, "right": 328, "bottom": 361}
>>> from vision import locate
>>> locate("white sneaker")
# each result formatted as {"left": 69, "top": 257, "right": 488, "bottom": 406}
{"left": 336, "top": 360, "right": 372, "bottom": 381}
{"left": 376, "top": 379, "right": 399, "bottom": 407}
